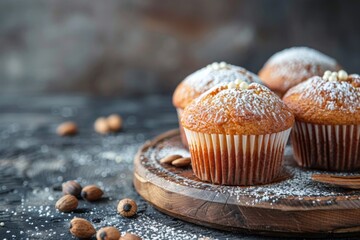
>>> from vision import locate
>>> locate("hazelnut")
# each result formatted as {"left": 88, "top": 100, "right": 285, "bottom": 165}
{"left": 62, "top": 180, "right": 82, "bottom": 198}
{"left": 94, "top": 117, "right": 111, "bottom": 134}
{"left": 107, "top": 114, "right": 122, "bottom": 132}
{"left": 57, "top": 121, "right": 77, "bottom": 136}
{"left": 117, "top": 198, "right": 137, "bottom": 217}
{"left": 69, "top": 217, "right": 96, "bottom": 239}
{"left": 81, "top": 185, "right": 104, "bottom": 201}
{"left": 96, "top": 226, "right": 121, "bottom": 240}
{"left": 55, "top": 195, "right": 78, "bottom": 212}
{"left": 121, "top": 233, "right": 142, "bottom": 240}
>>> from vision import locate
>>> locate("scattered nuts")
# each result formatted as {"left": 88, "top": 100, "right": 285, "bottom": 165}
{"left": 323, "top": 70, "right": 332, "bottom": 77}
{"left": 62, "top": 180, "right": 82, "bottom": 198}
{"left": 94, "top": 117, "right": 111, "bottom": 134}
{"left": 94, "top": 114, "right": 123, "bottom": 134}
{"left": 107, "top": 114, "right": 122, "bottom": 132}
{"left": 159, "top": 155, "right": 191, "bottom": 167}
{"left": 57, "top": 121, "right": 77, "bottom": 136}
{"left": 323, "top": 70, "right": 349, "bottom": 82}
{"left": 331, "top": 72, "right": 338, "bottom": 78}
{"left": 117, "top": 198, "right": 137, "bottom": 217}
{"left": 239, "top": 82, "right": 249, "bottom": 89}
{"left": 96, "top": 226, "right": 121, "bottom": 240}
{"left": 211, "top": 62, "right": 220, "bottom": 70}
{"left": 329, "top": 75, "right": 337, "bottom": 82}
{"left": 172, "top": 157, "right": 191, "bottom": 167}
{"left": 338, "top": 70, "right": 348, "bottom": 80}
{"left": 81, "top": 185, "right": 104, "bottom": 201}
{"left": 55, "top": 195, "right": 78, "bottom": 212}
{"left": 69, "top": 217, "right": 96, "bottom": 239}
{"left": 227, "top": 82, "right": 236, "bottom": 89}
{"left": 219, "top": 61, "right": 227, "bottom": 68}
{"left": 121, "top": 232, "right": 142, "bottom": 240}
{"left": 159, "top": 154, "right": 182, "bottom": 164}
{"left": 234, "top": 78, "right": 242, "bottom": 85}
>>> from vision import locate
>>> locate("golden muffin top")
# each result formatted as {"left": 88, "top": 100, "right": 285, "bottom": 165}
{"left": 259, "top": 47, "right": 340, "bottom": 97}
{"left": 181, "top": 80, "right": 294, "bottom": 135}
{"left": 283, "top": 70, "right": 360, "bottom": 125}
{"left": 173, "top": 62, "right": 262, "bottom": 109}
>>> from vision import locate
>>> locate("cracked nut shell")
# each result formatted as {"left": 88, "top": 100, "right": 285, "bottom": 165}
{"left": 55, "top": 195, "right": 78, "bottom": 212}
{"left": 62, "top": 180, "right": 82, "bottom": 198}
{"left": 81, "top": 185, "right": 104, "bottom": 201}
{"left": 96, "top": 226, "right": 121, "bottom": 240}
{"left": 69, "top": 217, "right": 96, "bottom": 239}
{"left": 117, "top": 198, "right": 137, "bottom": 217}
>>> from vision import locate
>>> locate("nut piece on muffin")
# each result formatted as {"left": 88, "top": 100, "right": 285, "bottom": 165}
{"left": 283, "top": 70, "right": 360, "bottom": 171}
{"left": 259, "top": 47, "right": 341, "bottom": 97}
{"left": 173, "top": 62, "right": 263, "bottom": 148}
{"left": 181, "top": 81, "right": 294, "bottom": 186}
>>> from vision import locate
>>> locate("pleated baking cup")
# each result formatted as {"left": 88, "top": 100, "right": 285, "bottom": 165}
{"left": 184, "top": 128, "right": 292, "bottom": 186}
{"left": 176, "top": 108, "right": 189, "bottom": 148}
{"left": 291, "top": 122, "right": 360, "bottom": 171}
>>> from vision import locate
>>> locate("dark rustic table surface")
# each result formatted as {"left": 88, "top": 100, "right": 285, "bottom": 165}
{"left": 0, "top": 95, "right": 354, "bottom": 240}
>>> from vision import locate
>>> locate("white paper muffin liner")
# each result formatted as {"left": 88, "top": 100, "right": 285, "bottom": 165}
{"left": 292, "top": 122, "right": 360, "bottom": 171}
{"left": 176, "top": 108, "right": 188, "bottom": 148}
{"left": 184, "top": 128, "right": 292, "bottom": 185}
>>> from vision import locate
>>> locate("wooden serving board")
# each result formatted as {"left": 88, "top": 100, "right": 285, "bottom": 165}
{"left": 133, "top": 129, "right": 360, "bottom": 237}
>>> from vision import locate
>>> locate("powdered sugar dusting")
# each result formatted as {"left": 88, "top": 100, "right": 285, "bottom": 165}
{"left": 183, "top": 83, "right": 293, "bottom": 134}
{"left": 184, "top": 64, "right": 262, "bottom": 94}
{"left": 267, "top": 47, "right": 337, "bottom": 67}
{"left": 285, "top": 76, "right": 360, "bottom": 112}
{"left": 263, "top": 47, "right": 339, "bottom": 88}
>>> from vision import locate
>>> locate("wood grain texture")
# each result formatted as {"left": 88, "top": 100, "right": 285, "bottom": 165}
{"left": 312, "top": 174, "right": 360, "bottom": 189}
{"left": 134, "top": 129, "right": 360, "bottom": 237}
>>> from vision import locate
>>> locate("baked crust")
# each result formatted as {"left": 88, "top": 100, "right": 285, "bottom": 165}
{"left": 181, "top": 83, "right": 294, "bottom": 135}
{"left": 283, "top": 75, "right": 360, "bottom": 125}
{"left": 259, "top": 47, "right": 340, "bottom": 97}
{"left": 173, "top": 64, "right": 262, "bottom": 109}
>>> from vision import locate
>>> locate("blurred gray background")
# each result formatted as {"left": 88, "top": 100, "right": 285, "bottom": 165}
{"left": 0, "top": 0, "right": 359, "bottom": 96}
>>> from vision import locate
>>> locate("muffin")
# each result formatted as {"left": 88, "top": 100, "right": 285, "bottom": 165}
{"left": 283, "top": 70, "right": 360, "bottom": 171}
{"left": 259, "top": 47, "right": 341, "bottom": 97}
{"left": 181, "top": 81, "right": 294, "bottom": 185}
{"left": 173, "top": 62, "right": 262, "bottom": 148}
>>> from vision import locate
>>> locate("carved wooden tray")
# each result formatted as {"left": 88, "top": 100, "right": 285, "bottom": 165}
{"left": 133, "top": 129, "right": 360, "bottom": 237}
